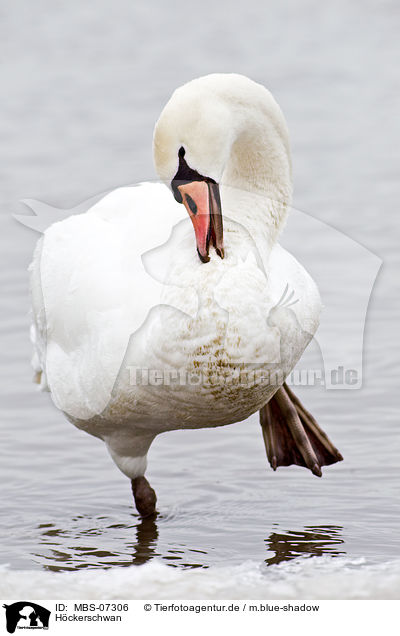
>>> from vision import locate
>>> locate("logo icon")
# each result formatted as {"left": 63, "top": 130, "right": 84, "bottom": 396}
{"left": 3, "top": 602, "right": 51, "bottom": 634}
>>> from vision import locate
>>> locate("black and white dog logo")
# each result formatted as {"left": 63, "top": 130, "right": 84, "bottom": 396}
{"left": 3, "top": 602, "right": 50, "bottom": 633}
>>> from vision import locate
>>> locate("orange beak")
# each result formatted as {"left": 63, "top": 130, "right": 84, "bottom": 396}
{"left": 178, "top": 181, "right": 224, "bottom": 263}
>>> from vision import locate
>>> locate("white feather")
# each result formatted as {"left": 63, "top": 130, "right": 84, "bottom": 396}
{"left": 30, "top": 74, "right": 321, "bottom": 479}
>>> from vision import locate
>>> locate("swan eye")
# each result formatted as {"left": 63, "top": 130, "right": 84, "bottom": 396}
{"left": 171, "top": 147, "right": 217, "bottom": 204}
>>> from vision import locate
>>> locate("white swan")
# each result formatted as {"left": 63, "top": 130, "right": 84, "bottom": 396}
{"left": 30, "top": 74, "right": 342, "bottom": 516}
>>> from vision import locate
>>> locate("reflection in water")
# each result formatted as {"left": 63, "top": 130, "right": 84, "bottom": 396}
{"left": 35, "top": 516, "right": 159, "bottom": 572}
{"left": 34, "top": 518, "right": 344, "bottom": 572}
{"left": 131, "top": 516, "right": 159, "bottom": 565}
{"left": 35, "top": 514, "right": 206, "bottom": 571}
{"left": 265, "top": 525, "right": 345, "bottom": 566}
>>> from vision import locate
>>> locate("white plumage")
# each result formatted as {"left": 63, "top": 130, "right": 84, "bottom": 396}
{"left": 30, "top": 74, "right": 329, "bottom": 506}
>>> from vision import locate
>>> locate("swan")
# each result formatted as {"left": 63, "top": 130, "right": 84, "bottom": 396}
{"left": 29, "top": 73, "right": 342, "bottom": 517}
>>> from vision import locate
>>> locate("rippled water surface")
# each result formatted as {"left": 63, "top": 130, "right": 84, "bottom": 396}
{"left": 1, "top": 0, "right": 399, "bottom": 596}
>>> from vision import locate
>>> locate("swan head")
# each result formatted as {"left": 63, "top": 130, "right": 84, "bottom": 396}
{"left": 153, "top": 73, "right": 291, "bottom": 262}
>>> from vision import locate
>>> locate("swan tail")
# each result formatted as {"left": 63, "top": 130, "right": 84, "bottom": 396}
{"left": 260, "top": 382, "right": 343, "bottom": 477}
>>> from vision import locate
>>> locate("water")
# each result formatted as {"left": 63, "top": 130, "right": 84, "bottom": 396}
{"left": 1, "top": 0, "right": 399, "bottom": 598}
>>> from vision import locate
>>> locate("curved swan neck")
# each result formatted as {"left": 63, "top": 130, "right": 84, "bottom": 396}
{"left": 220, "top": 103, "right": 292, "bottom": 249}
{"left": 153, "top": 74, "right": 293, "bottom": 250}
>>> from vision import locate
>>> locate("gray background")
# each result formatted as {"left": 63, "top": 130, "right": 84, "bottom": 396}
{"left": 1, "top": 0, "right": 399, "bottom": 581}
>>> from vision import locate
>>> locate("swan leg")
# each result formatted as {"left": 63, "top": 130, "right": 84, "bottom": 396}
{"left": 131, "top": 476, "right": 157, "bottom": 518}
{"left": 260, "top": 382, "right": 343, "bottom": 477}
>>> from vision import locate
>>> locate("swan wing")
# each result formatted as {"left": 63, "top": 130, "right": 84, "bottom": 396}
{"left": 29, "top": 183, "right": 187, "bottom": 420}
